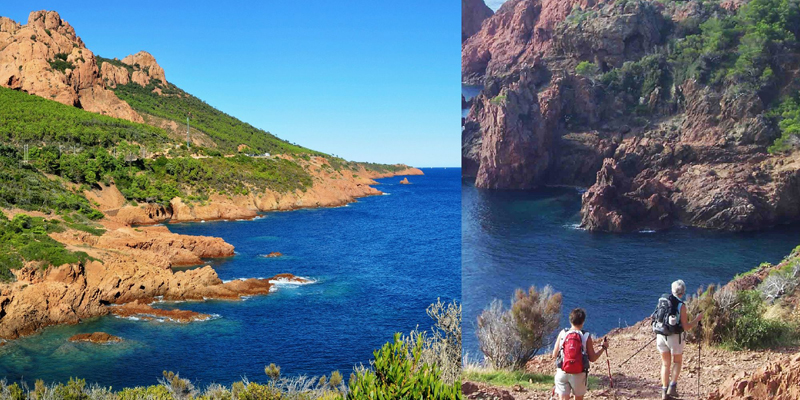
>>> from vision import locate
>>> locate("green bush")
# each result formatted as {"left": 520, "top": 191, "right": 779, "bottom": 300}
{"left": 686, "top": 285, "right": 796, "bottom": 350}
{"left": 0, "top": 214, "right": 96, "bottom": 282}
{"left": 347, "top": 333, "right": 461, "bottom": 399}
{"left": 575, "top": 61, "right": 599, "bottom": 77}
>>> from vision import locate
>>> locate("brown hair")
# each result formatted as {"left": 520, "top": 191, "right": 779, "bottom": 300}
{"left": 569, "top": 308, "right": 586, "bottom": 326}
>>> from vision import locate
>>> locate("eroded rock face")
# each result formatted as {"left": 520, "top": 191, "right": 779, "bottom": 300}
{"left": 462, "top": 0, "right": 493, "bottom": 43}
{"left": 462, "top": 0, "right": 599, "bottom": 84}
{"left": 709, "top": 352, "right": 800, "bottom": 400}
{"left": 0, "top": 11, "right": 142, "bottom": 122}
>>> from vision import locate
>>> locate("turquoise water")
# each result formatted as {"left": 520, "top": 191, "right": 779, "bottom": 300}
{"left": 462, "top": 181, "right": 800, "bottom": 358}
{"left": 0, "top": 169, "right": 461, "bottom": 388}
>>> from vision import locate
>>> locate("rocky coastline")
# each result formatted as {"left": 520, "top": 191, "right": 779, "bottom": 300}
{"left": 462, "top": 0, "right": 800, "bottom": 233}
{"left": 0, "top": 166, "right": 421, "bottom": 341}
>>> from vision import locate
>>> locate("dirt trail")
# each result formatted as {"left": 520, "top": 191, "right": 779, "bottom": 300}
{"left": 465, "top": 321, "right": 799, "bottom": 399}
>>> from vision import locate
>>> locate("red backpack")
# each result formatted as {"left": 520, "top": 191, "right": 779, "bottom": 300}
{"left": 558, "top": 329, "right": 589, "bottom": 374}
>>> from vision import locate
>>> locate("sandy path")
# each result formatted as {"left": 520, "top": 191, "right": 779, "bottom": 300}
{"left": 465, "top": 321, "right": 799, "bottom": 399}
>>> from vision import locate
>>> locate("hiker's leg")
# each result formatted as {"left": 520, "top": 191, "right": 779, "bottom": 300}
{"left": 671, "top": 353, "right": 684, "bottom": 383}
{"left": 660, "top": 351, "right": 672, "bottom": 387}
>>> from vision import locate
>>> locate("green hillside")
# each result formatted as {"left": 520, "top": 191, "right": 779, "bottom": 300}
{"left": 110, "top": 77, "right": 320, "bottom": 155}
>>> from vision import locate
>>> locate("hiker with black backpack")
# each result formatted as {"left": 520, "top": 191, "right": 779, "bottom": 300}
{"left": 651, "top": 280, "right": 702, "bottom": 400}
{"left": 551, "top": 308, "right": 608, "bottom": 400}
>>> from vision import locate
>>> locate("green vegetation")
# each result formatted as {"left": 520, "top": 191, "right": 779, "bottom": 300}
{"left": 48, "top": 53, "right": 75, "bottom": 73}
{"left": 462, "top": 368, "right": 599, "bottom": 392}
{"left": 0, "top": 86, "right": 169, "bottom": 146}
{"left": 688, "top": 285, "right": 797, "bottom": 350}
{"left": 768, "top": 95, "right": 800, "bottom": 153}
{"left": 0, "top": 214, "right": 95, "bottom": 282}
{"left": 347, "top": 333, "right": 461, "bottom": 399}
{"left": 112, "top": 80, "right": 321, "bottom": 155}
{"left": 0, "top": 145, "right": 103, "bottom": 219}
{"left": 575, "top": 61, "right": 599, "bottom": 77}
{"left": 476, "top": 286, "right": 562, "bottom": 370}
{"left": 490, "top": 94, "right": 507, "bottom": 106}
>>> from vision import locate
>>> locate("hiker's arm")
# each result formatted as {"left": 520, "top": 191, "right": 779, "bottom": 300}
{"left": 551, "top": 331, "right": 563, "bottom": 359}
{"left": 586, "top": 336, "right": 607, "bottom": 362}
{"left": 680, "top": 304, "right": 703, "bottom": 331}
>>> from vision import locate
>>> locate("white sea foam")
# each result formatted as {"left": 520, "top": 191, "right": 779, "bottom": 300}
{"left": 564, "top": 223, "right": 585, "bottom": 230}
{"left": 639, "top": 229, "right": 656, "bottom": 233}
{"left": 268, "top": 276, "right": 317, "bottom": 286}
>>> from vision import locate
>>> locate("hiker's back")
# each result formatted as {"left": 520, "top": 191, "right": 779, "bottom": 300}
{"left": 651, "top": 293, "right": 683, "bottom": 336}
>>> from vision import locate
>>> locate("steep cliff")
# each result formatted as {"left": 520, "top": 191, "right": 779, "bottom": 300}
{"left": 463, "top": 0, "right": 800, "bottom": 232}
{"left": 463, "top": 0, "right": 494, "bottom": 42}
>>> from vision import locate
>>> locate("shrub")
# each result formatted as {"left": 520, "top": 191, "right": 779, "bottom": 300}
{"left": 476, "top": 299, "right": 520, "bottom": 369}
{"left": 476, "top": 286, "right": 562, "bottom": 370}
{"left": 511, "top": 286, "right": 562, "bottom": 362}
{"left": 404, "top": 299, "right": 461, "bottom": 384}
{"left": 575, "top": 61, "right": 599, "bottom": 77}
{"left": 160, "top": 370, "right": 197, "bottom": 399}
{"left": 686, "top": 285, "right": 795, "bottom": 349}
{"left": 347, "top": 333, "right": 460, "bottom": 399}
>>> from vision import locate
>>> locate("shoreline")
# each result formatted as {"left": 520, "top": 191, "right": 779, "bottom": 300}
{"left": 0, "top": 165, "right": 423, "bottom": 342}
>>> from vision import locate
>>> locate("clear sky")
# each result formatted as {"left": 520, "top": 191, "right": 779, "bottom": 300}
{"left": 4, "top": 1, "right": 460, "bottom": 167}
{"left": 486, "top": 0, "right": 507, "bottom": 11}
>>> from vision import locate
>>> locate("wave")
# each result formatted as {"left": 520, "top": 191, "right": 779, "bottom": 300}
{"left": 563, "top": 223, "right": 585, "bottom": 230}
{"left": 268, "top": 276, "right": 317, "bottom": 286}
{"left": 639, "top": 229, "right": 656, "bottom": 233}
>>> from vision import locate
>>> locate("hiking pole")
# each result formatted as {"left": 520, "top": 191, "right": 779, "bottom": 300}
{"left": 618, "top": 336, "right": 657, "bottom": 367}
{"left": 697, "top": 321, "right": 702, "bottom": 400}
{"left": 603, "top": 337, "right": 614, "bottom": 388}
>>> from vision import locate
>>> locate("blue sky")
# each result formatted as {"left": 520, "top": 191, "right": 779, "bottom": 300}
{"left": 485, "top": 0, "right": 507, "bottom": 11}
{"left": 4, "top": 1, "right": 460, "bottom": 167}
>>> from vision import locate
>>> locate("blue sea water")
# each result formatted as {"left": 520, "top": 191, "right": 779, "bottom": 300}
{"left": 462, "top": 181, "right": 800, "bottom": 358}
{"left": 0, "top": 169, "right": 461, "bottom": 388}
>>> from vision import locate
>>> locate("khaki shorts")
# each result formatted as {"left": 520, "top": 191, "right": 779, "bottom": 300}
{"left": 656, "top": 333, "right": 685, "bottom": 355}
{"left": 554, "top": 369, "right": 587, "bottom": 397}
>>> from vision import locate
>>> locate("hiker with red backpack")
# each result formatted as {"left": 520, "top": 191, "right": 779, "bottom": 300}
{"left": 651, "top": 279, "right": 703, "bottom": 400}
{"left": 551, "top": 308, "right": 608, "bottom": 400}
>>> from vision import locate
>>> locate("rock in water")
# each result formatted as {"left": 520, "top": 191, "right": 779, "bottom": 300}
{"left": 263, "top": 252, "right": 283, "bottom": 258}
{"left": 68, "top": 332, "right": 123, "bottom": 343}
{"left": 399, "top": 177, "right": 411, "bottom": 184}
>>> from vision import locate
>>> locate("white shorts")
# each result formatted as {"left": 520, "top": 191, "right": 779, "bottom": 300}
{"left": 656, "top": 333, "right": 685, "bottom": 355}
{"left": 554, "top": 369, "right": 587, "bottom": 397}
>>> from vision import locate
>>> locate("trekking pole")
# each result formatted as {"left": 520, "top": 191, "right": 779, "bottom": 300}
{"left": 618, "top": 336, "right": 656, "bottom": 367}
{"left": 603, "top": 337, "right": 614, "bottom": 388}
{"left": 697, "top": 321, "right": 702, "bottom": 400}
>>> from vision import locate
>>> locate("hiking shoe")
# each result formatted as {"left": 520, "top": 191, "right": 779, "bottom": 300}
{"left": 661, "top": 387, "right": 669, "bottom": 400}
{"left": 667, "top": 383, "right": 678, "bottom": 397}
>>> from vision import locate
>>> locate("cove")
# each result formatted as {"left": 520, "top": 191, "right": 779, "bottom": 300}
{"left": 462, "top": 182, "right": 800, "bottom": 358}
{"left": 0, "top": 169, "right": 461, "bottom": 388}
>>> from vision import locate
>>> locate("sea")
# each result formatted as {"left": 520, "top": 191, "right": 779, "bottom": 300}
{"left": 462, "top": 182, "right": 800, "bottom": 358}
{"left": 0, "top": 168, "right": 461, "bottom": 388}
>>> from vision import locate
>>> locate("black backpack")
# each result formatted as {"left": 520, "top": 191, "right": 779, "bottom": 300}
{"left": 651, "top": 293, "right": 683, "bottom": 336}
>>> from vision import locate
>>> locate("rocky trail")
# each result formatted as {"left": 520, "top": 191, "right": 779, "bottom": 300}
{"left": 465, "top": 321, "right": 800, "bottom": 399}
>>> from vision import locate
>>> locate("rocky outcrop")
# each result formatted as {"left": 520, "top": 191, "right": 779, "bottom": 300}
{"left": 462, "top": 0, "right": 598, "bottom": 83}
{"left": 399, "top": 177, "right": 411, "bottom": 184}
{"left": 0, "top": 11, "right": 142, "bottom": 122}
{"left": 709, "top": 352, "right": 800, "bottom": 400}
{"left": 121, "top": 51, "right": 166, "bottom": 86}
{"left": 462, "top": 0, "right": 493, "bottom": 42}
{"left": 263, "top": 252, "right": 283, "bottom": 258}
{"left": 68, "top": 332, "right": 122, "bottom": 343}
{"left": 110, "top": 300, "right": 211, "bottom": 322}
